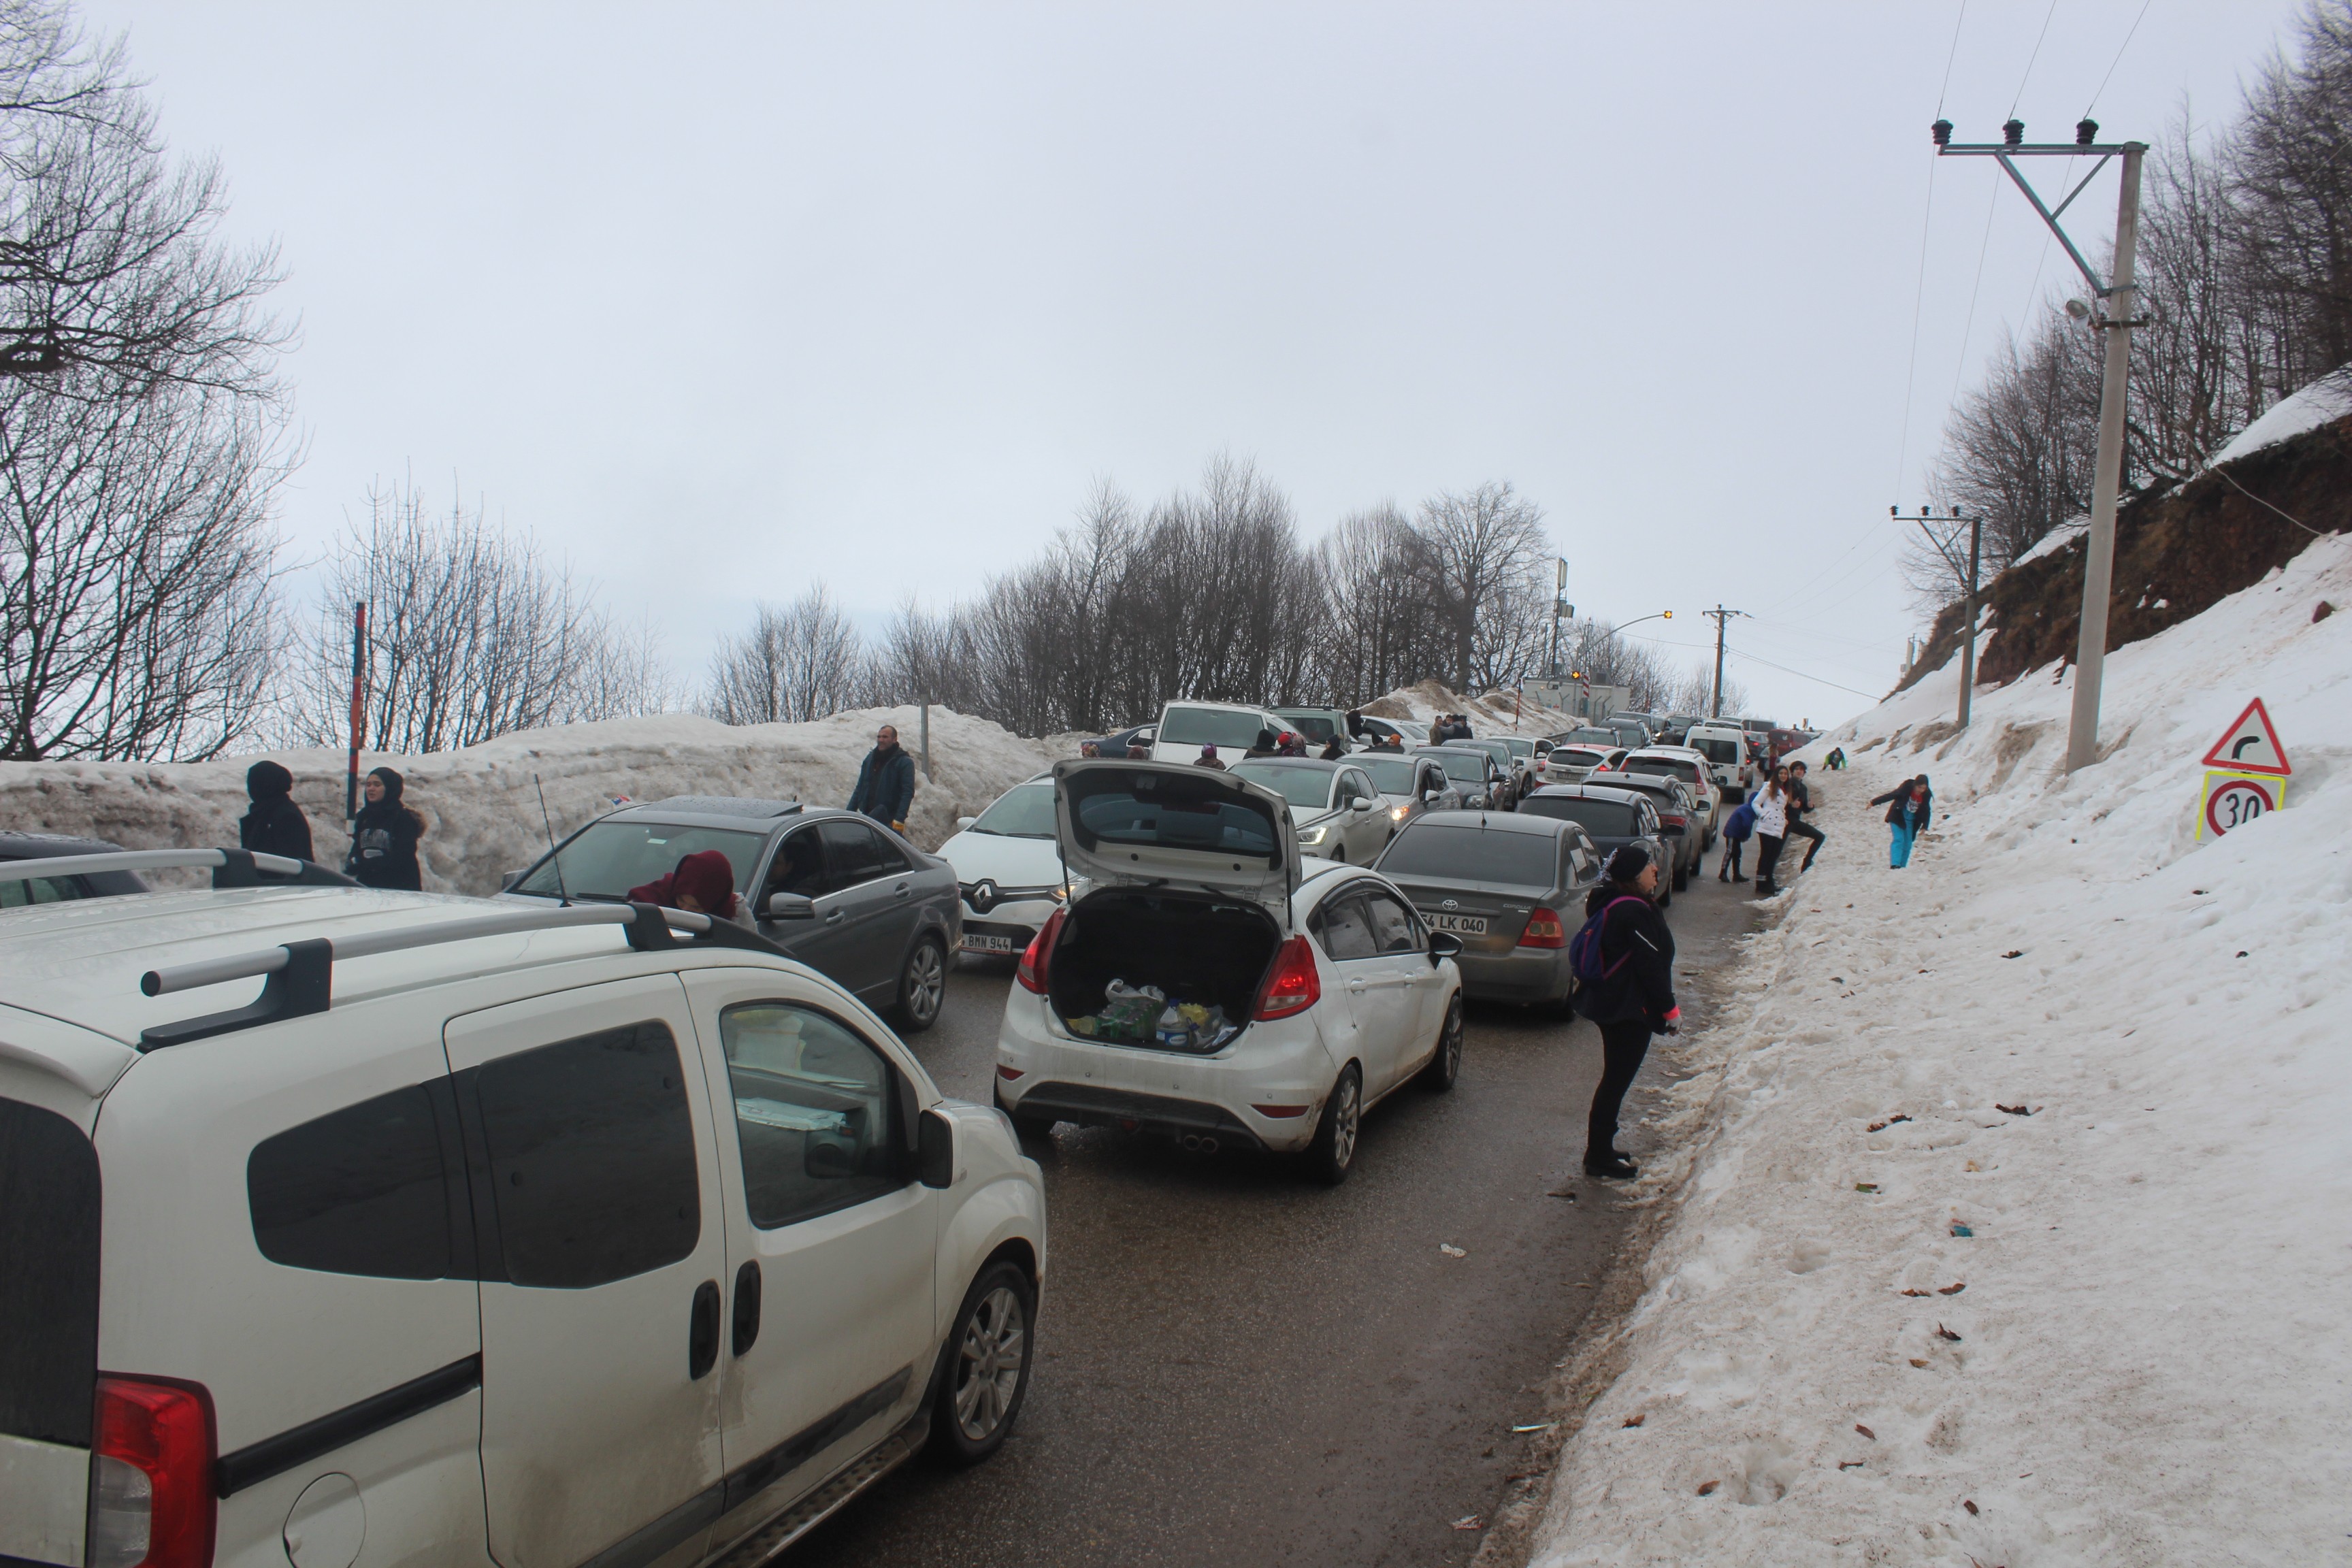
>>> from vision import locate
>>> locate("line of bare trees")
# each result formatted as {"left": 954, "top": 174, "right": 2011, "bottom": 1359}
{"left": 1912, "top": 0, "right": 2352, "bottom": 604}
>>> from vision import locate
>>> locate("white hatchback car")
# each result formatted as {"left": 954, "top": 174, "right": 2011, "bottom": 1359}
{"left": 992, "top": 761, "right": 1466, "bottom": 1183}
{"left": 936, "top": 774, "right": 1068, "bottom": 961}
{"left": 0, "top": 849, "right": 1044, "bottom": 1568}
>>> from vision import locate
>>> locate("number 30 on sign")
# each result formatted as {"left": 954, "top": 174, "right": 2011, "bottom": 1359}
{"left": 2198, "top": 770, "right": 2285, "bottom": 839}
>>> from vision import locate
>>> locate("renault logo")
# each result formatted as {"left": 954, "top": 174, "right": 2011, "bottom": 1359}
{"left": 970, "top": 880, "right": 998, "bottom": 913}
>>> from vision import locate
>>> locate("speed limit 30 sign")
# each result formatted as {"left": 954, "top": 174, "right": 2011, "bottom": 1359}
{"left": 2198, "top": 770, "right": 2285, "bottom": 839}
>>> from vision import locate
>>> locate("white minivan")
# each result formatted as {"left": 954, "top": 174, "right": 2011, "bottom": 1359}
{"left": 0, "top": 849, "right": 1044, "bottom": 1568}
{"left": 1681, "top": 721, "right": 1754, "bottom": 796}
{"left": 1148, "top": 700, "right": 1290, "bottom": 765}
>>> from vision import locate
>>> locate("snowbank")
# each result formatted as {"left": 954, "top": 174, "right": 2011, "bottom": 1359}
{"left": 0, "top": 706, "right": 1064, "bottom": 897}
{"left": 1528, "top": 540, "right": 2352, "bottom": 1565}
{"left": 1364, "top": 679, "right": 1584, "bottom": 738}
{"left": 2207, "top": 365, "right": 2352, "bottom": 468}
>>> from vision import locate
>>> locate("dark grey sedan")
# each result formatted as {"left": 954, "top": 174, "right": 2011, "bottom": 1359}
{"left": 0, "top": 830, "right": 152, "bottom": 905}
{"left": 501, "top": 795, "right": 961, "bottom": 1030}
{"left": 1372, "top": 811, "right": 1603, "bottom": 1011}
{"left": 1515, "top": 783, "right": 1683, "bottom": 907}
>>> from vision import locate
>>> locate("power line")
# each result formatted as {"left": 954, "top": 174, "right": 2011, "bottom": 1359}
{"left": 2083, "top": 0, "right": 2156, "bottom": 118}
{"left": 2010, "top": 0, "right": 2062, "bottom": 118}
{"left": 1723, "top": 647, "right": 1888, "bottom": 700}
{"left": 1946, "top": 165, "right": 2006, "bottom": 417}
{"left": 1936, "top": 0, "right": 1972, "bottom": 117}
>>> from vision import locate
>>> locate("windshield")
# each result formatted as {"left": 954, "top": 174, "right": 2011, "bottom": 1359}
{"left": 1626, "top": 756, "right": 1702, "bottom": 785}
{"left": 1277, "top": 714, "right": 1338, "bottom": 742}
{"left": 517, "top": 821, "right": 764, "bottom": 901}
{"left": 1356, "top": 756, "right": 1422, "bottom": 795}
{"left": 969, "top": 783, "right": 1056, "bottom": 838}
{"left": 1228, "top": 764, "right": 1336, "bottom": 811}
{"left": 1419, "top": 750, "right": 1488, "bottom": 783}
{"left": 1518, "top": 797, "right": 1639, "bottom": 836}
{"left": 1379, "top": 825, "right": 1560, "bottom": 887}
{"left": 1160, "top": 705, "right": 1271, "bottom": 748}
{"left": 1690, "top": 736, "right": 1740, "bottom": 764}
{"left": 1552, "top": 748, "right": 1609, "bottom": 769}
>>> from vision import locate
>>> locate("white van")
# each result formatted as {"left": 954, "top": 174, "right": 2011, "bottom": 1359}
{"left": 1149, "top": 700, "right": 1290, "bottom": 764}
{"left": 1681, "top": 722, "right": 1754, "bottom": 796}
{"left": 0, "top": 849, "right": 1044, "bottom": 1568}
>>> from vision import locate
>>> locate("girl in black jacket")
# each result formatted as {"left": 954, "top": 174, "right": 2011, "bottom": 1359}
{"left": 1572, "top": 846, "right": 1680, "bottom": 1179}
{"left": 1868, "top": 776, "right": 1933, "bottom": 868}
{"left": 346, "top": 766, "right": 425, "bottom": 890}
{"left": 239, "top": 761, "right": 314, "bottom": 864}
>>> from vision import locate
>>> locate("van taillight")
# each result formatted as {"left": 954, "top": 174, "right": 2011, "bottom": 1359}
{"left": 90, "top": 1374, "right": 216, "bottom": 1568}
{"left": 1017, "top": 907, "right": 1065, "bottom": 995}
{"left": 1254, "top": 936, "right": 1322, "bottom": 1020}
{"left": 1519, "top": 908, "right": 1567, "bottom": 949}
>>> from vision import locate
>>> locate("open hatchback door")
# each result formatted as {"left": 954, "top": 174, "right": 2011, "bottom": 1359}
{"left": 1050, "top": 758, "right": 1300, "bottom": 928}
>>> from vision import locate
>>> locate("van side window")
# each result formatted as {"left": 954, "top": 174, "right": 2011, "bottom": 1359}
{"left": 248, "top": 1084, "right": 452, "bottom": 1279}
{"left": 718, "top": 1003, "right": 903, "bottom": 1228}
{"left": 475, "top": 1022, "right": 700, "bottom": 1288}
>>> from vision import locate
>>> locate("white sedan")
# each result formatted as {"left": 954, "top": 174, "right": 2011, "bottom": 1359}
{"left": 993, "top": 760, "right": 1466, "bottom": 1183}
{"left": 936, "top": 774, "right": 1068, "bottom": 960}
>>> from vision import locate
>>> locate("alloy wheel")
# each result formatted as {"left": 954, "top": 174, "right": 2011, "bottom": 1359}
{"left": 1330, "top": 1074, "right": 1360, "bottom": 1169}
{"left": 953, "top": 1286, "right": 1028, "bottom": 1440}
{"left": 905, "top": 941, "right": 945, "bottom": 1027}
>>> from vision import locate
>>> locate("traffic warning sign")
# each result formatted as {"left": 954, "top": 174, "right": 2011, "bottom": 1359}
{"left": 2199, "top": 697, "right": 2291, "bottom": 776}
{"left": 2198, "top": 770, "right": 2285, "bottom": 840}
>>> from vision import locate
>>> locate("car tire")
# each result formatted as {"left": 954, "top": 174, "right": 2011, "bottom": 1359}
{"left": 1305, "top": 1063, "right": 1362, "bottom": 1186}
{"left": 1420, "top": 993, "right": 1464, "bottom": 1092}
{"left": 1671, "top": 861, "right": 1689, "bottom": 892}
{"left": 927, "top": 1259, "right": 1034, "bottom": 1467}
{"left": 894, "top": 935, "right": 947, "bottom": 1032}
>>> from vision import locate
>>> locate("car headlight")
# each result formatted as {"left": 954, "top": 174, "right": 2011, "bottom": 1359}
{"left": 1390, "top": 804, "right": 1409, "bottom": 821}
{"left": 1299, "top": 823, "right": 1330, "bottom": 845}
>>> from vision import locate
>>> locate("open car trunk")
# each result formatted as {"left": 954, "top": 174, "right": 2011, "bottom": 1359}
{"left": 1046, "top": 887, "right": 1283, "bottom": 1052}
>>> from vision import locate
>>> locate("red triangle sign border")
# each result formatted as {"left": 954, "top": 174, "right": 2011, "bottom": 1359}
{"left": 2200, "top": 696, "right": 2291, "bottom": 776}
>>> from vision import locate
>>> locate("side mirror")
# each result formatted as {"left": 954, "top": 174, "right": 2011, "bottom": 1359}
{"left": 956, "top": 815, "right": 978, "bottom": 830}
{"left": 804, "top": 1138, "right": 858, "bottom": 1179}
{"left": 766, "top": 892, "right": 816, "bottom": 920}
{"left": 917, "top": 1107, "right": 955, "bottom": 1189}
{"left": 1428, "top": 930, "right": 1463, "bottom": 964}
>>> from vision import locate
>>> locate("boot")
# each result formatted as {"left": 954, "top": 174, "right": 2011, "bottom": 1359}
{"left": 1583, "top": 1149, "right": 1639, "bottom": 1179}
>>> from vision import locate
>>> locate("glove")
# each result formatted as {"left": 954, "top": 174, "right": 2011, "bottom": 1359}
{"left": 891, "top": 821, "right": 908, "bottom": 834}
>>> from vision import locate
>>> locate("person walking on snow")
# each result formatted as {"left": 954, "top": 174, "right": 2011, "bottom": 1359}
{"left": 346, "top": 766, "right": 424, "bottom": 890}
{"left": 1783, "top": 760, "right": 1826, "bottom": 873}
{"left": 847, "top": 723, "right": 917, "bottom": 832}
{"left": 1870, "top": 775, "right": 1933, "bottom": 867}
{"left": 1573, "top": 845, "right": 1680, "bottom": 1179}
{"left": 1750, "top": 766, "right": 1791, "bottom": 895}
{"left": 240, "top": 760, "right": 314, "bottom": 864}
{"left": 1717, "top": 794, "right": 1755, "bottom": 883}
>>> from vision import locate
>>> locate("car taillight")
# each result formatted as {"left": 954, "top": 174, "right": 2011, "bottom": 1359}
{"left": 1254, "top": 936, "right": 1321, "bottom": 1020}
{"left": 1662, "top": 814, "right": 1688, "bottom": 829}
{"left": 1015, "top": 907, "right": 1065, "bottom": 995}
{"left": 91, "top": 1374, "right": 216, "bottom": 1568}
{"left": 1519, "top": 908, "right": 1567, "bottom": 949}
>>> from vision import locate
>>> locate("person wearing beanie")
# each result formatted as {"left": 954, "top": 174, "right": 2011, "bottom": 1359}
{"left": 345, "top": 766, "right": 425, "bottom": 890}
{"left": 1573, "top": 843, "right": 1680, "bottom": 1179}
{"left": 239, "top": 760, "right": 314, "bottom": 864}
{"left": 1193, "top": 743, "right": 1228, "bottom": 770}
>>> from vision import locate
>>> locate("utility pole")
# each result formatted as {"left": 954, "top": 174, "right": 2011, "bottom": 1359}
{"left": 345, "top": 601, "right": 368, "bottom": 821}
{"left": 1546, "top": 557, "right": 1571, "bottom": 678}
{"left": 1701, "top": 606, "right": 1748, "bottom": 718}
{"left": 1895, "top": 504, "right": 1983, "bottom": 729}
{"left": 1935, "top": 116, "right": 2144, "bottom": 772}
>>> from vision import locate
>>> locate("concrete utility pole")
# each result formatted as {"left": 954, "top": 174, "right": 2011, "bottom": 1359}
{"left": 1701, "top": 606, "right": 1747, "bottom": 719}
{"left": 1934, "top": 116, "right": 2145, "bottom": 772}
{"left": 1897, "top": 504, "right": 1983, "bottom": 730}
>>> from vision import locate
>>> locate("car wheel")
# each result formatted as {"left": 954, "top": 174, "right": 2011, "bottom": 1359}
{"left": 1305, "top": 1064, "right": 1362, "bottom": 1186}
{"left": 1672, "top": 861, "right": 1689, "bottom": 892}
{"left": 1420, "top": 993, "right": 1464, "bottom": 1092}
{"left": 894, "top": 935, "right": 947, "bottom": 1032}
{"left": 928, "top": 1260, "right": 1034, "bottom": 1467}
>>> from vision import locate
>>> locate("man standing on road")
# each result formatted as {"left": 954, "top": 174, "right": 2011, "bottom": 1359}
{"left": 1573, "top": 845, "right": 1679, "bottom": 1180}
{"left": 847, "top": 723, "right": 917, "bottom": 834}
{"left": 1784, "top": 760, "right": 1826, "bottom": 873}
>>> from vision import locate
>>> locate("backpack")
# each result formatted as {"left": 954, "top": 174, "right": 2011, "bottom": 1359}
{"left": 1724, "top": 802, "right": 1757, "bottom": 842}
{"left": 1569, "top": 896, "right": 1649, "bottom": 987}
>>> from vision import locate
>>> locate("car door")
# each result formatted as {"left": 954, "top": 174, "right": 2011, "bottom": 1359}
{"left": 443, "top": 975, "right": 732, "bottom": 1568}
{"left": 679, "top": 971, "right": 938, "bottom": 1535}
{"left": 1359, "top": 883, "right": 1441, "bottom": 1068}
{"left": 1337, "top": 768, "right": 1387, "bottom": 862}
{"left": 756, "top": 824, "right": 856, "bottom": 986}
{"left": 1310, "top": 885, "right": 1411, "bottom": 1094}
{"left": 816, "top": 819, "right": 904, "bottom": 1002}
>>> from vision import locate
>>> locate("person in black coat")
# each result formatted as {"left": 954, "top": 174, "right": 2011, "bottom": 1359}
{"left": 346, "top": 766, "right": 425, "bottom": 890}
{"left": 847, "top": 723, "right": 917, "bottom": 830}
{"left": 1867, "top": 774, "right": 1933, "bottom": 868}
{"left": 239, "top": 761, "right": 314, "bottom": 864}
{"left": 1573, "top": 845, "right": 1680, "bottom": 1179}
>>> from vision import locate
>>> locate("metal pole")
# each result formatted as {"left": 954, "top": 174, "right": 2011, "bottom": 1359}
{"left": 919, "top": 702, "right": 932, "bottom": 780}
{"left": 345, "top": 601, "right": 367, "bottom": 821}
{"left": 2067, "top": 143, "right": 2143, "bottom": 773}
{"left": 1957, "top": 510, "right": 1982, "bottom": 730}
{"left": 1710, "top": 604, "right": 1727, "bottom": 718}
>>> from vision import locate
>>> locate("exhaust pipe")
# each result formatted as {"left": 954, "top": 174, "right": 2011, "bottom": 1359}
{"left": 1178, "top": 1133, "right": 1221, "bottom": 1154}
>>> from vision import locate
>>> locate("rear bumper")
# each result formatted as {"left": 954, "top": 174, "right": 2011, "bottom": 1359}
{"left": 1455, "top": 946, "right": 1575, "bottom": 1004}
{"left": 1000, "top": 1082, "right": 1265, "bottom": 1149}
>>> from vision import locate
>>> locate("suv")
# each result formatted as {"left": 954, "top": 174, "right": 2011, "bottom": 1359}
{"left": 503, "top": 796, "right": 961, "bottom": 1031}
{"left": 0, "top": 850, "right": 1045, "bottom": 1568}
{"left": 1270, "top": 708, "right": 1352, "bottom": 753}
{"left": 1149, "top": 700, "right": 1290, "bottom": 764}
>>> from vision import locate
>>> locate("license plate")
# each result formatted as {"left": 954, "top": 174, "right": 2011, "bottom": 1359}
{"left": 962, "top": 934, "right": 1017, "bottom": 953}
{"left": 1428, "top": 913, "right": 1488, "bottom": 935}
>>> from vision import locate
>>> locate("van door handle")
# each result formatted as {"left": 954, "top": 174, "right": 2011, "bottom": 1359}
{"left": 732, "top": 1260, "right": 762, "bottom": 1357}
{"left": 689, "top": 1280, "right": 721, "bottom": 1379}
{"left": 1348, "top": 978, "right": 1368, "bottom": 992}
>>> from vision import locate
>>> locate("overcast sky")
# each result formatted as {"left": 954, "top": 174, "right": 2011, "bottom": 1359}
{"left": 82, "top": 0, "right": 2298, "bottom": 727}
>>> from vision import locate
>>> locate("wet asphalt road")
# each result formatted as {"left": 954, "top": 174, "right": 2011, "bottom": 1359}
{"left": 791, "top": 854, "right": 1765, "bottom": 1568}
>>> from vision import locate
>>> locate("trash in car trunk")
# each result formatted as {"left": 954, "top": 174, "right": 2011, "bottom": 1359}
{"left": 1046, "top": 888, "right": 1282, "bottom": 1052}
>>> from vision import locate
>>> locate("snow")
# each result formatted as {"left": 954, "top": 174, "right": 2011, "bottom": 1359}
{"left": 0, "top": 706, "right": 1064, "bottom": 896}
{"left": 1363, "top": 679, "right": 1585, "bottom": 738}
{"left": 2207, "top": 365, "right": 2352, "bottom": 469}
{"left": 1529, "top": 536, "right": 2352, "bottom": 1566}
{"left": 2007, "top": 516, "right": 2087, "bottom": 570}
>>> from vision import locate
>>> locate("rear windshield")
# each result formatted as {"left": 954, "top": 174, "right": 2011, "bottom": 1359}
{"left": 1228, "top": 764, "right": 1335, "bottom": 810}
{"left": 0, "top": 1098, "right": 99, "bottom": 1448}
{"left": 1689, "top": 737, "right": 1740, "bottom": 764}
{"left": 968, "top": 783, "right": 1056, "bottom": 838}
{"left": 1519, "top": 796, "right": 1640, "bottom": 836}
{"left": 1160, "top": 706, "right": 1270, "bottom": 748}
{"left": 1379, "top": 824, "right": 1560, "bottom": 886}
{"left": 517, "top": 822, "right": 764, "bottom": 901}
{"left": 1066, "top": 769, "right": 1281, "bottom": 860}
{"left": 1277, "top": 714, "right": 1338, "bottom": 742}
{"left": 1561, "top": 729, "right": 1619, "bottom": 747}
{"left": 1356, "top": 756, "right": 1422, "bottom": 794}
{"left": 1552, "top": 748, "right": 1609, "bottom": 768}
{"left": 1627, "top": 756, "right": 1702, "bottom": 784}
{"left": 1417, "top": 750, "right": 1488, "bottom": 783}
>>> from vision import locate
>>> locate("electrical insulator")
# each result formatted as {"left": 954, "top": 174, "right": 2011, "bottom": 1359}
{"left": 2076, "top": 118, "right": 2099, "bottom": 146}
{"left": 1931, "top": 119, "right": 1953, "bottom": 147}
{"left": 2003, "top": 118, "right": 2025, "bottom": 147}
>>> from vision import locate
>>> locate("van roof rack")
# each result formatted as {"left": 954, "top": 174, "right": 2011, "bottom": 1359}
{"left": 0, "top": 848, "right": 355, "bottom": 889}
{"left": 133, "top": 900, "right": 786, "bottom": 1051}
{"left": 644, "top": 795, "right": 803, "bottom": 817}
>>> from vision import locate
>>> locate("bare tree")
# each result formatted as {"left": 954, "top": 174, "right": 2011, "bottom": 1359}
{"left": 706, "top": 583, "right": 864, "bottom": 725}
{"left": 561, "top": 610, "right": 683, "bottom": 723}
{"left": 1416, "top": 482, "right": 1550, "bottom": 691}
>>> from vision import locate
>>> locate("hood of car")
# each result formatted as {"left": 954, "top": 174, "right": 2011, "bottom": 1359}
{"left": 935, "top": 830, "right": 1066, "bottom": 895}
{"left": 1052, "top": 758, "right": 1298, "bottom": 922}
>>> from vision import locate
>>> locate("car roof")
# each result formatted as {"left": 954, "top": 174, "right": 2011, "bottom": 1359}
{"left": 1161, "top": 699, "right": 1275, "bottom": 714}
{"left": 0, "top": 830, "right": 127, "bottom": 858}
{"left": 1527, "top": 783, "right": 1652, "bottom": 804}
{"left": 1230, "top": 756, "right": 1344, "bottom": 773}
{"left": 1400, "top": 809, "right": 1572, "bottom": 838}
{"left": 604, "top": 795, "right": 816, "bottom": 830}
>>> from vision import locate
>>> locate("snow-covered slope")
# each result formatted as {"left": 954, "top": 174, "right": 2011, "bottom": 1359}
{"left": 2207, "top": 365, "right": 2352, "bottom": 468}
{"left": 0, "top": 706, "right": 1063, "bottom": 896}
{"left": 1528, "top": 540, "right": 2352, "bottom": 1566}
